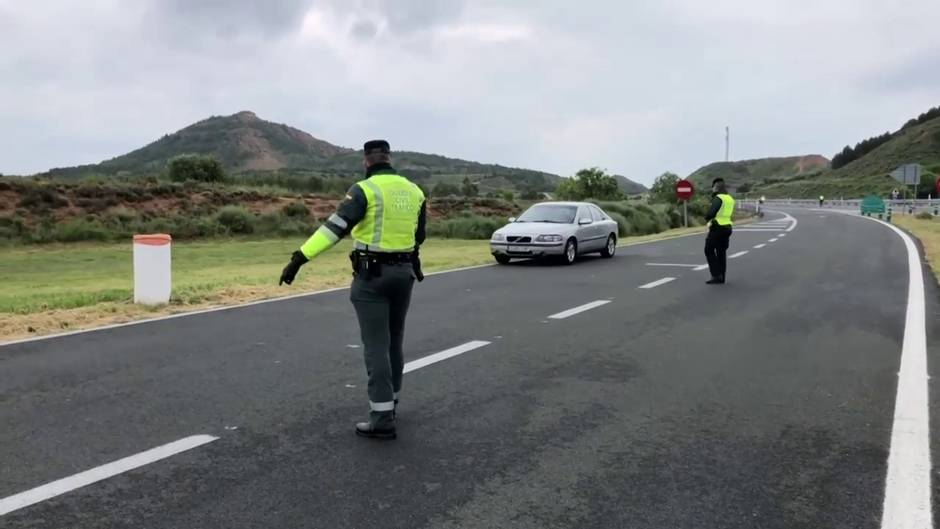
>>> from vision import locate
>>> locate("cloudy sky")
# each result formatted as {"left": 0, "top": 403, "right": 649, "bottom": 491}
{"left": 1, "top": 0, "right": 938, "bottom": 183}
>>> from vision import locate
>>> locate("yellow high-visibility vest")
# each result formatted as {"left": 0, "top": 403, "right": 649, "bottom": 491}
{"left": 353, "top": 173, "right": 425, "bottom": 252}
{"left": 714, "top": 193, "right": 735, "bottom": 226}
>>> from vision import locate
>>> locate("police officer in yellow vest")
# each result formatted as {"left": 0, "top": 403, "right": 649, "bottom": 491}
{"left": 704, "top": 177, "right": 735, "bottom": 284}
{"left": 279, "top": 139, "right": 427, "bottom": 440}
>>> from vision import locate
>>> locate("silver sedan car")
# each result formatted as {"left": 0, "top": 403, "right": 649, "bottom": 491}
{"left": 490, "top": 201, "right": 620, "bottom": 265}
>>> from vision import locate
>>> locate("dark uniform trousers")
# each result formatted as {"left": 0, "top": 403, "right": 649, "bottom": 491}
{"left": 350, "top": 263, "right": 415, "bottom": 427}
{"left": 704, "top": 225, "right": 732, "bottom": 279}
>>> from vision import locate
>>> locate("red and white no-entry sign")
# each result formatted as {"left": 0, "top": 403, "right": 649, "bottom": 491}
{"left": 675, "top": 179, "right": 695, "bottom": 201}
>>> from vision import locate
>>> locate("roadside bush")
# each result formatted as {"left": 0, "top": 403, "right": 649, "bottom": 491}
{"left": 276, "top": 218, "right": 317, "bottom": 237}
{"left": 164, "top": 216, "right": 223, "bottom": 239}
{"left": 0, "top": 216, "right": 28, "bottom": 241}
{"left": 215, "top": 206, "right": 256, "bottom": 235}
{"left": 916, "top": 212, "right": 934, "bottom": 220}
{"left": 282, "top": 202, "right": 310, "bottom": 218}
{"left": 428, "top": 214, "right": 504, "bottom": 239}
{"left": 607, "top": 212, "right": 630, "bottom": 236}
{"left": 168, "top": 154, "right": 227, "bottom": 183}
{"left": 17, "top": 187, "right": 69, "bottom": 210}
{"left": 55, "top": 219, "right": 111, "bottom": 242}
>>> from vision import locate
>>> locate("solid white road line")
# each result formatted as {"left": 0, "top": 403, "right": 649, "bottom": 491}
{"left": 0, "top": 435, "right": 218, "bottom": 517}
{"left": 753, "top": 244, "right": 766, "bottom": 249}
{"left": 768, "top": 238, "right": 779, "bottom": 242}
{"left": 639, "top": 277, "right": 676, "bottom": 289}
{"left": 734, "top": 228, "right": 789, "bottom": 232}
{"left": 874, "top": 219, "right": 932, "bottom": 529}
{"left": 693, "top": 265, "right": 709, "bottom": 271}
{"left": 403, "top": 340, "right": 491, "bottom": 374}
{"left": 548, "top": 300, "right": 612, "bottom": 320}
{"left": 644, "top": 263, "right": 701, "bottom": 268}
{"left": 728, "top": 251, "right": 748, "bottom": 259}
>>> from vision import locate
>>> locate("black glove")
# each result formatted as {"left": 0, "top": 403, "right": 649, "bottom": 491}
{"left": 279, "top": 250, "right": 309, "bottom": 286}
{"left": 411, "top": 248, "right": 424, "bottom": 282}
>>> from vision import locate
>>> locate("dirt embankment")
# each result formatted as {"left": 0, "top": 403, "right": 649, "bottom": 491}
{"left": 0, "top": 179, "right": 519, "bottom": 228}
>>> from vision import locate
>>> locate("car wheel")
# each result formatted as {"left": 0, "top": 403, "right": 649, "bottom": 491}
{"left": 494, "top": 254, "right": 511, "bottom": 265}
{"left": 600, "top": 234, "right": 616, "bottom": 258}
{"left": 561, "top": 238, "right": 577, "bottom": 265}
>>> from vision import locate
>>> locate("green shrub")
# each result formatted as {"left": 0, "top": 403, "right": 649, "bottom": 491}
{"left": 55, "top": 219, "right": 111, "bottom": 242}
{"left": 607, "top": 212, "right": 630, "bottom": 236}
{"left": 916, "top": 212, "right": 934, "bottom": 220}
{"left": 215, "top": 206, "right": 256, "bottom": 234}
{"left": 276, "top": 218, "right": 317, "bottom": 237}
{"left": 282, "top": 202, "right": 310, "bottom": 218}
{"left": 428, "top": 215, "right": 504, "bottom": 239}
{"left": 168, "top": 154, "right": 227, "bottom": 183}
{"left": 17, "top": 187, "right": 69, "bottom": 210}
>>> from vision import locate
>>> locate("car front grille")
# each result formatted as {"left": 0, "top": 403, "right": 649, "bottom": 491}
{"left": 506, "top": 236, "right": 532, "bottom": 243}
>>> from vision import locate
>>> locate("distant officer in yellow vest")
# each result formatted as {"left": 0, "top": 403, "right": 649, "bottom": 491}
{"left": 279, "top": 139, "right": 427, "bottom": 440}
{"left": 704, "top": 177, "right": 735, "bottom": 284}
{"left": 819, "top": 195, "right": 825, "bottom": 207}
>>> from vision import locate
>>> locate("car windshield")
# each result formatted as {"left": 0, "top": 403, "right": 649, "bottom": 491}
{"left": 515, "top": 205, "right": 577, "bottom": 224}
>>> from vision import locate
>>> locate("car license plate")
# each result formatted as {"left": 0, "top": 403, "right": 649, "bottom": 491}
{"left": 508, "top": 245, "right": 528, "bottom": 253}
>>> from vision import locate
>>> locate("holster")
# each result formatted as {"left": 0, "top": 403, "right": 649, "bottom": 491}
{"left": 411, "top": 249, "right": 424, "bottom": 282}
{"left": 350, "top": 252, "right": 382, "bottom": 280}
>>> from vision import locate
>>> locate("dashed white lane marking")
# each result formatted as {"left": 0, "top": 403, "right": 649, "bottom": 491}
{"left": 693, "top": 265, "right": 709, "bottom": 271}
{"left": 638, "top": 277, "right": 675, "bottom": 289}
{"left": 734, "top": 228, "right": 789, "bottom": 232}
{"left": 644, "top": 263, "right": 701, "bottom": 268}
{"left": 548, "top": 300, "right": 612, "bottom": 320}
{"left": 403, "top": 340, "right": 491, "bottom": 374}
{"left": 728, "top": 251, "right": 748, "bottom": 259}
{"left": 753, "top": 244, "right": 766, "bottom": 249}
{"left": 778, "top": 234, "right": 787, "bottom": 237}
{"left": 768, "top": 238, "right": 779, "bottom": 242}
{"left": 874, "top": 219, "right": 932, "bottom": 529}
{"left": 0, "top": 435, "right": 218, "bottom": 517}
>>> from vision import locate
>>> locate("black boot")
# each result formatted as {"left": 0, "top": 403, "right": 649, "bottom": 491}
{"left": 706, "top": 277, "right": 725, "bottom": 284}
{"left": 355, "top": 421, "right": 397, "bottom": 440}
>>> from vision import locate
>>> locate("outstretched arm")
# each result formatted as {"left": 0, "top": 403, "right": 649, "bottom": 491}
{"left": 299, "top": 185, "right": 368, "bottom": 259}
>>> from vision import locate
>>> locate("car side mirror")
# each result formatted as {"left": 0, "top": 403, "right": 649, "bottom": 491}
{"left": 579, "top": 218, "right": 592, "bottom": 225}
{"left": 508, "top": 217, "right": 516, "bottom": 223}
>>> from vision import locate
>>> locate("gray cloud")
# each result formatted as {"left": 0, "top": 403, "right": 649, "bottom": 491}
{"left": 864, "top": 47, "right": 940, "bottom": 95}
{"left": 349, "top": 19, "right": 378, "bottom": 41}
{"left": 148, "top": 0, "right": 313, "bottom": 40}
{"left": 378, "top": 0, "right": 465, "bottom": 33}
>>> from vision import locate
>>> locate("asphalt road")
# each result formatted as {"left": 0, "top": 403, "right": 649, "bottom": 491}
{"left": 1, "top": 210, "right": 938, "bottom": 528}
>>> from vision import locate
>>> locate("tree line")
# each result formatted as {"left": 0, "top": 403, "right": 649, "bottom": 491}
{"left": 830, "top": 131, "right": 893, "bottom": 170}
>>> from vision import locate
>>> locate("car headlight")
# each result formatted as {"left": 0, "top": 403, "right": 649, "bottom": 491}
{"left": 491, "top": 233, "right": 505, "bottom": 241}
{"left": 536, "top": 234, "right": 563, "bottom": 242}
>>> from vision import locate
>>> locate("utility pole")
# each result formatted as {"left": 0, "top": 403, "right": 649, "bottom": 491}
{"left": 725, "top": 126, "right": 730, "bottom": 162}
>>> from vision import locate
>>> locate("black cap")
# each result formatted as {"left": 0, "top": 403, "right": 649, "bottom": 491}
{"left": 364, "top": 139, "right": 390, "bottom": 155}
{"left": 712, "top": 177, "right": 725, "bottom": 185}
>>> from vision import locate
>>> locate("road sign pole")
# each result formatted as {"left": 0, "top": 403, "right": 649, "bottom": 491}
{"left": 683, "top": 201, "right": 688, "bottom": 228}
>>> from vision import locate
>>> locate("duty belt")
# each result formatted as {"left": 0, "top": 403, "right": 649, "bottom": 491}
{"left": 351, "top": 250, "right": 412, "bottom": 264}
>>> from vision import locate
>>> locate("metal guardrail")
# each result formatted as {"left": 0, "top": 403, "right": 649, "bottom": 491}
{"left": 746, "top": 198, "right": 939, "bottom": 215}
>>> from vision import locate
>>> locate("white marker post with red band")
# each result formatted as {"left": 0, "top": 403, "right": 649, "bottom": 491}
{"left": 133, "top": 233, "right": 172, "bottom": 305}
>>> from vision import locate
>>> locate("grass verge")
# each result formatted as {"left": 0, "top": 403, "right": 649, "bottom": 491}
{"left": 894, "top": 216, "right": 940, "bottom": 283}
{"left": 1, "top": 225, "right": 720, "bottom": 341}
